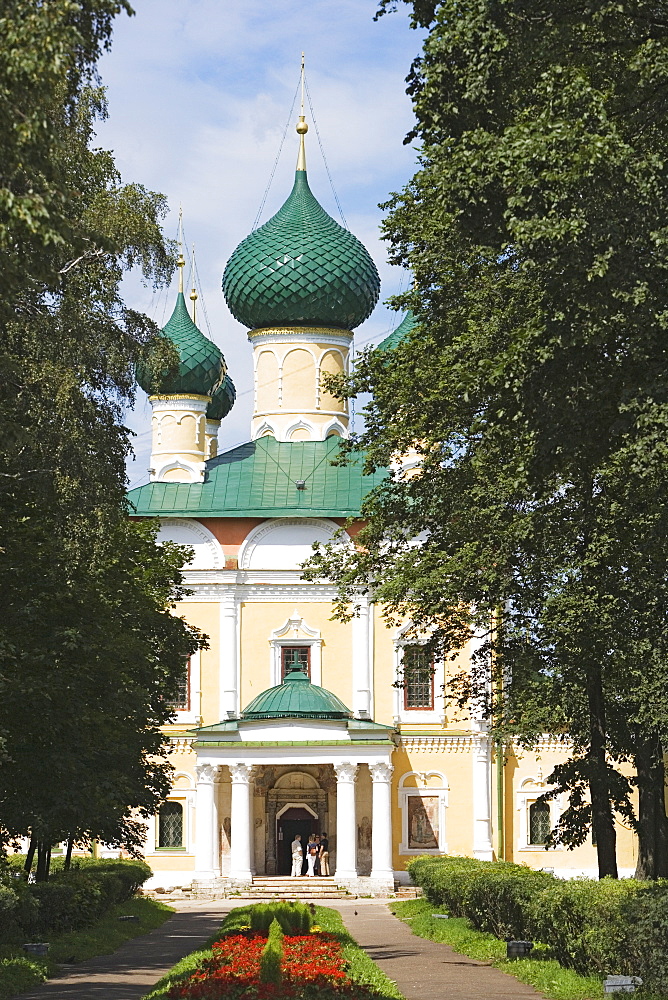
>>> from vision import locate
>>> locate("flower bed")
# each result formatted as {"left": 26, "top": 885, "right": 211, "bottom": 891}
{"left": 166, "top": 930, "right": 378, "bottom": 1000}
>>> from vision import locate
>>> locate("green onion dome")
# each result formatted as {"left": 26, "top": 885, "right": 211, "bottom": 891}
{"left": 222, "top": 169, "right": 380, "bottom": 331}
{"left": 377, "top": 311, "right": 416, "bottom": 352}
{"left": 206, "top": 373, "right": 236, "bottom": 422}
{"left": 241, "top": 665, "right": 352, "bottom": 720}
{"left": 136, "top": 291, "right": 225, "bottom": 397}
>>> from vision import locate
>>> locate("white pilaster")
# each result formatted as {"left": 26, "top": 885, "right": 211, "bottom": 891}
{"left": 219, "top": 591, "right": 239, "bottom": 720}
{"left": 194, "top": 764, "right": 216, "bottom": 878}
{"left": 352, "top": 598, "right": 372, "bottom": 718}
{"left": 370, "top": 761, "right": 394, "bottom": 880}
{"left": 472, "top": 727, "right": 494, "bottom": 859}
{"left": 334, "top": 762, "right": 358, "bottom": 879}
{"left": 229, "top": 762, "right": 254, "bottom": 882}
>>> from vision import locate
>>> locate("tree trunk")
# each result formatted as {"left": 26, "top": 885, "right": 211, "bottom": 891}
{"left": 586, "top": 663, "right": 618, "bottom": 878}
{"left": 24, "top": 834, "right": 37, "bottom": 879}
{"left": 35, "top": 839, "right": 52, "bottom": 882}
{"left": 64, "top": 836, "right": 74, "bottom": 872}
{"left": 634, "top": 736, "right": 668, "bottom": 879}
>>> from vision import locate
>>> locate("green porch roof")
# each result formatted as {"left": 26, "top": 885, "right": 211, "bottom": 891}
{"left": 127, "top": 436, "right": 386, "bottom": 518}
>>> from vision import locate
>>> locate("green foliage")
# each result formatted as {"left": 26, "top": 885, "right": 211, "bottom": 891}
{"left": 407, "top": 855, "right": 668, "bottom": 991}
{"left": 392, "top": 899, "right": 602, "bottom": 1000}
{"left": 249, "top": 901, "right": 313, "bottom": 936}
{"left": 259, "top": 918, "right": 284, "bottom": 986}
{"left": 0, "top": 858, "right": 152, "bottom": 940}
{"left": 0, "top": 957, "right": 47, "bottom": 1000}
{"left": 306, "top": 0, "right": 668, "bottom": 879}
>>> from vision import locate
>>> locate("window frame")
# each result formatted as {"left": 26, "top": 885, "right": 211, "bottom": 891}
{"left": 401, "top": 645, "right": 435, "bottom": 711}
{"left": 157, "top": 800, "right": 185, "bottom": 851}
{"left": 280, "top": 645, "right": 311, "bottom": 680}
{"left": 528, "top": 799, "right": 551, "bottom": 847}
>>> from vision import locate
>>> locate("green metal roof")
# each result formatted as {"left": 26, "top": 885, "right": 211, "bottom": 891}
{"left": 377, "top": 311, "right": 417, "bottom": 352}
{"left": 127, "top": 436, "right": 386, "bottom": 518}
{"left": 136, "top": 292, "right": 225, "bottom": 397}
{"left": 222, "top": 169, "right": 380, "bottom": 331}
{"left": 206, "top": 373, "right": 236, "bottom": 421}
{"left": 241, "top": 666, "right": 351, "bottom": 720}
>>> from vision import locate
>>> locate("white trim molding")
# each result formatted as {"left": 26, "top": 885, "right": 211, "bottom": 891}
{"left": 269, "top": 611, "right": 323, "bottom": 686}
{"left": 516, "top": 776, "right": 562, "bottom": 852}
{"left": 393, "top": 622, "right": 445, "bottom": 725}
{"left": 157, "top": 518, "right": 225, "bottom": 570}
{"left": 238, "top": 517, "right": 343, "bottom": 571}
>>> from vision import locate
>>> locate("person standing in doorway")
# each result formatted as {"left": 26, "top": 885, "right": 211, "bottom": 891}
{"left": 291, "top": 833, "right": 303, "bottom": 877}
{"left": 319, "top": 832, "right": 329, "bottom": 876}
{"left": 306, "top": 836, "right": 318, "bottom": 876}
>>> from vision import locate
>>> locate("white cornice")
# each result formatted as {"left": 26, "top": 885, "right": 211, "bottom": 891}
{"left": 249, "top": 329, "right": 353, "bottom": 349}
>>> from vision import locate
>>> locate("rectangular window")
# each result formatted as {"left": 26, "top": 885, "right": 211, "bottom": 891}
{"left": 171, "top": 658, "right": 190, "bottom": 711}
{"left": 158, "top": 801, "right": 184, "bottom": 849}
{"left": 402, "top": 645, "right": 434, "bottom": 710}
{"left": 281, "top": 646, "right": 310, "bottom": 679}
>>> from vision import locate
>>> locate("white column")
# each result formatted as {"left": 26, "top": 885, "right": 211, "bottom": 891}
{"left": 219, "top": 591, "right": 239, "bottom": 720}
{"left": 472, "top": 727, "right": 494, "bottom": 859}
{"left": 370, "top": 761, "right": 394, "bottom": 880}
{"left": 194, "top": 764, "right": 216, "bottom": 879}
{"left": 229, "top": 762, "right": 254, "bottom": 882}
{"left": 352, "top": 598, "right": 371, "bottom": 718}
{"left": 334, "top": 762, "right": 358, "bottom": 879}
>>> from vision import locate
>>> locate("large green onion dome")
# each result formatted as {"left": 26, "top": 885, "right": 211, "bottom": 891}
{"left": 137, "top": 289, "right": 225, "bottom": 397}
{"left": 241, "top": 665, "right": 352, "bottom": 721}
{"left": 377, "top": 311, "right": 416, "bottom": 352}
{"left": 222, "top": 160, "right": 380, "bottom": 331}
{"left": 206, "top": 373, "right": 236, "bottom": 421}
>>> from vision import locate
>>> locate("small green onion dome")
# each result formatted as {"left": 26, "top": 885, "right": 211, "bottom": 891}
{"left": 136, "top": 292, "right": 225, "bottom": 397}
{"left": 377, "top": 311, "right": 416, "bottom": 352}
{"left": 222, "top": 170, "right": 380, "bottom": 331}
{"left": 206, "top": 373, "right": 236, "bottom": 422}
{"left": 241, "top": 665, "right": 352, "bottom": 720}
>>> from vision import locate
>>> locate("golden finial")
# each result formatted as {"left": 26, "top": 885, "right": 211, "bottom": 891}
{"left": 189, "top": 244, "right": 198, "bottom": 322}
{"left": 296, "top": 52, "right": 308, "bottom": 171}
{"left": 177, "top": 205, "right": 185, "bottom": 293}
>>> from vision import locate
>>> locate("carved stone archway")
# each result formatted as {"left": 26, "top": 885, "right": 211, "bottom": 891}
{"left": 265, "top": 770, "right": 329, "bottom": 875}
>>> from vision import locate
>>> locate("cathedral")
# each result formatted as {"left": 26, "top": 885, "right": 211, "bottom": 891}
{"left": 129, "top": 111, "right": 636, "bottom": 891}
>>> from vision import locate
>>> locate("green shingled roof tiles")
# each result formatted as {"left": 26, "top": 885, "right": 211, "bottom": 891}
{"left": 377, "top": 311, "right": 417, "bottom": 352}
{"left": 126, "top": 436, "right": 386, "bottom": 518}
{"left": 136, "top": 292, "right": 225, "bottom": 397}
{"left": 241, "top": 666, "right": 352, "bottom": 720}
{"left": 223, "top": 171, "right": 380, "bottom": 331}
{"left": 206, "top": 373, "right": 236, "bottom": 421}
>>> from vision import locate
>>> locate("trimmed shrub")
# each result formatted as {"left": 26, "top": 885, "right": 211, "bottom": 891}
{"left": 0, "top": 857, "right": 152, "bottom": 940}
{"left": 249, "top": 901, "right": 312, "bottom": 936}
{"left": 259, "top": 918, "right": 284, "bottom": 986}
{"left": 406, "top": 855, "right": 668, "bottom": 992}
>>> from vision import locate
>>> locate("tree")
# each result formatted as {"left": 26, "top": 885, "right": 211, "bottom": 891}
{"left": 308, "top": 0, "right": 668, "bottom": 878}
{"left": 0, "top": 3, "right": 200, "bottom": 876}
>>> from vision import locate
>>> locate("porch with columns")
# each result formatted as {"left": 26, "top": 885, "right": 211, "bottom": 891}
{"left": 192, "top": 752, "right": 395, "bottom": 894}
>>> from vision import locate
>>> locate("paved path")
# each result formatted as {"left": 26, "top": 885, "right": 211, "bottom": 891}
{"left": 16, "top": 896, "right": 544, "bottom": 1000}
{"left": 327, "top": 900, "right": 544, "bottom": 1000}
{"left": 18, "top": 901, "right": 232, "bottom": 1000}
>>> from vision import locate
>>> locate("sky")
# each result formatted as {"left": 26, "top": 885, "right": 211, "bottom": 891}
{"left": 94, "top": 1, "right": 424, "bottom": 486}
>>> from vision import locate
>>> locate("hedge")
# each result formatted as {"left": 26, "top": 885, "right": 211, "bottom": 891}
{"left": 0, "top": 858, "right": 152, "bottom": 940}
{"left": 407, "top": 855, "right": 668, "bottom": 992}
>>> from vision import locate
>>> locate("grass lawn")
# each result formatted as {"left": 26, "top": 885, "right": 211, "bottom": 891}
{"left": 0, "top": 895, "right": 173, "bottom": 1000}
{"left": 391, "top": 898, "right": 603, "bottom": 1000}
{"left": 143, "top": 903, "right": 404, "bottom": 1000}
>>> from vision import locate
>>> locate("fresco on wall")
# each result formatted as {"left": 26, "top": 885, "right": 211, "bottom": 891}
{"left": 408, "top": 795, "right": 439, "bottom": 849}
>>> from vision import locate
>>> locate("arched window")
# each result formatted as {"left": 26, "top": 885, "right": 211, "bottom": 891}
{"left": 529, "top": 800, "right": 550, "bottom": 846}
{"left": 158, "top": 801, "right": 184, "bottom": 849}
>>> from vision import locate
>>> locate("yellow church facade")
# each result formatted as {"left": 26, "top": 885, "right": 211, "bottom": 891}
{"left": 129, "top": 116, "right": 637, "bottom": 892}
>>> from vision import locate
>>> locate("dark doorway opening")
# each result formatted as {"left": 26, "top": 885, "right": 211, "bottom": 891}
{"left": 277, "top": 807, "right": 317, "bottom": 875}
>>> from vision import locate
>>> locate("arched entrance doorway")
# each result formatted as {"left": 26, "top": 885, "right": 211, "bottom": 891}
{"left": 266, "top": 770, "right": 328, "bottom": 875}
{"left": 277, "top": 807, "right": 315, "bottom": 875}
